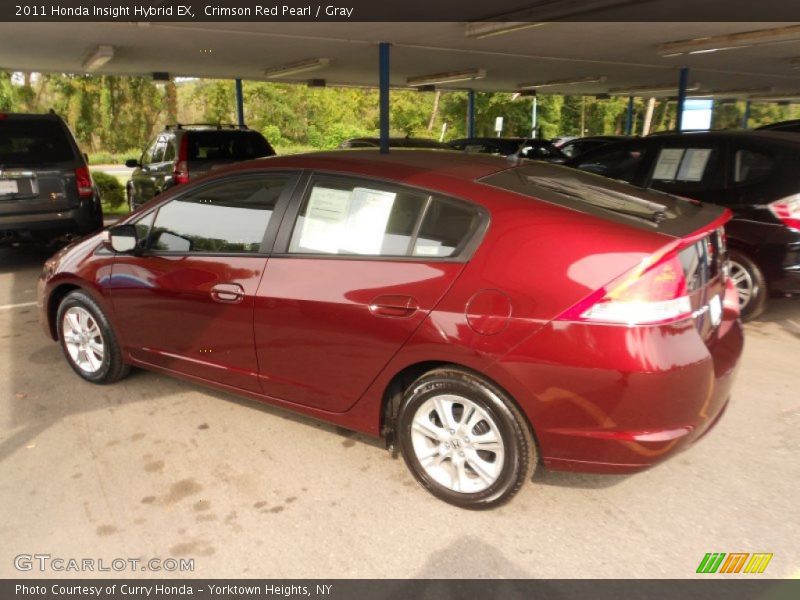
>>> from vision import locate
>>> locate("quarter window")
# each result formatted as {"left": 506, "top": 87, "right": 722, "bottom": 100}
{"left": 733, "top": 149, "right": 774, "bottom": 184}
{"left": 149, "top": 176, "right": 288, "bottom": 254}
{"left": 288, "top": 177, "right": 480, "bottom": 258}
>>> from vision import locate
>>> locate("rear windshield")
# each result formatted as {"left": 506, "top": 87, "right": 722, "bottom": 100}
{"left": 186, "top": 131, "right": 274, "bottom": 161}
{"left": 0, "top": 119, "right": 75, "bottom": 165}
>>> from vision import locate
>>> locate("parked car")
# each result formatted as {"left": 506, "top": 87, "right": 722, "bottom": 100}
{"left": 125, "top": 124, "right": 275, "bottom": 211}
{"left": 39, "top": 151, "right": 742, "bottom": 508}
{"left": 0, "top": 112, "right": 102, "bottom": 244}
{"left": 558, "top": 135, "right": 631, "bottom": 159}
{"left": 755, "top": 119, "right": 800, "bottom": 133}
{"left": 339, "top": 137, "right": 453, "bottom": 150}
{"left": 449, "top": 137, "right": 566, "bottom": 161}
{"left": 566, "top": 131, "right": 800, "bottom": 319}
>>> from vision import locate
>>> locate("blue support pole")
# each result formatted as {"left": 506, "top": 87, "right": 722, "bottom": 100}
{"left": 235, "top": 78, "right": 245, "bottom": 127}
{"left": 467, "top": 89, "right": 476, "bottom": 138}
{"left": 676, "top": 67, "right": 689, "bottom": 132}
{"left": 625, "top": 96, "right": 634, "bottom": 135}
{"left": 379, "top": 42, "right": 391, "bottom": 154}
{"left": 742, "top": 100, "right": 751, "bottom": 129}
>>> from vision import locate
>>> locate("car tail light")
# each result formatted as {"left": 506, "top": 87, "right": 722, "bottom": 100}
{"left": 559, "top": 244, "right": 693, "bottom": 326}
{"left": 75, "top": 165, "right": 93, "bottom": 198}
{"left": 173, "top": 136, "right": 190, "bottom": 185}
{"left": 769, "top": 195, "right": 800, "bottom": 231}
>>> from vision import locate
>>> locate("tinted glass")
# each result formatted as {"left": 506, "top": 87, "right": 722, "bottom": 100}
{"left": 163, "top": 139, "right": 176, "bottom": 162}
{"left": 150, "top": 176, "right": 287, "bottom": 253}
{"left": 576, "top": 144, "right": 648, "bottom": 183}
{"left": 650, "top": 146, "right": 719, "bottom": 185}
{"left": 412, "top": 199, "right": 480, "bottom": 258}
{"left": 733, "top": 149, "right": 774, "bottom": 184}
{"left": 186, "top": 131, "right": 274, "bottom": 161}
{"left": 151, "top": 138, "right": 167, "bottom": 163}
{"left": 0, "top": 120, "right": 75, "bottom": 165}
{"left": 289, "top": 178, "right": 428, "bottom": 256}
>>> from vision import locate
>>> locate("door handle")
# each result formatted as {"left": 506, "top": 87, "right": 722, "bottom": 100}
{"left": 211, "top": 283, "right": 244, "bottom": 304}
{"left": 369, "top": 295, "right": 419, "bottom": 318}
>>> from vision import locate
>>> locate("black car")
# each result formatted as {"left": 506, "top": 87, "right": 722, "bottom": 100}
{"left": 0, "top": 112, "right": 102, "bottom": 244}
{"left": 557, "top": 135, "right": 632, "bottom": 159}
{"left": 125, "top": 124, "right": 275, "bottom": 211}
{"left": 449, "top": 137, "right": 565, "bottom": 161}
{"left": 339, "top": 137, "right": 453, "bottom": 150}
{"left": 755, "top": 120, "right": 800, "bottom": 133}
{"left": 565, "top": 131, "right": 800, "bottom": 319}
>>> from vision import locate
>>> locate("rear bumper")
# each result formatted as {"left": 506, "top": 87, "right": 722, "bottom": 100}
{"left": 0, "top": 203, "right": 102, "bottom": 240}
{"left": 495, "top": 313, "right": 744, "bottom": 474}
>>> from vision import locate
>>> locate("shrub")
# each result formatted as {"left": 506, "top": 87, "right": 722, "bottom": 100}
{"left": 92, "top": 171, "right": 126, "bottom": 211}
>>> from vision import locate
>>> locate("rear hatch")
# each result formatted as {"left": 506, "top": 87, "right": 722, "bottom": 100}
{"left": 185, "top": 129, "right": 275, "bottom": 178}
{"left": 0, "top": 116, "right": 82, "bottom": 216}
{"left": 481, "top": 162, "right": 737, "bottom": 340}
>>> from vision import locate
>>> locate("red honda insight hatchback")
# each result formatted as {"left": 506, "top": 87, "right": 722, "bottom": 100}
{"left": 38, "top": 150, "right": 743, "bottom": 508}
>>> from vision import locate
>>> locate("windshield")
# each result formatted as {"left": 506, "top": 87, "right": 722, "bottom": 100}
{"left": 0, "top": 120, "right": 75, "bottom": 165}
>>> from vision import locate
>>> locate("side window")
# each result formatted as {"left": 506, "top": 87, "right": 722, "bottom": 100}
{"left": 576, "top": 144, "right": 649, "bottom": 183}
{"left": 287, "top": 177, "right": 480, "bottom": 258}
{"left": 150, "top": 137, "right": 167, "bottom": 163}
{"left": 650, "top": 146, "right": 719, "bottom": 185}
{"left": 149, "top": 176, "right": 289, "bottom": 254}
{"left": 163, "top": 138, "right": 176, "bottom": 162}
{"left": 141, "top": 138, "right": 158, "bottom": 166}
{"left": 733, "top": 148, "right": 774, "bottom": 184}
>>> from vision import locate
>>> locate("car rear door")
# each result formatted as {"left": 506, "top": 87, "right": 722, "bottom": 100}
{"left": 643, "top": 137, "right": 727, "bottom": 205}
{"left": 253, "top": 172, "right": 486, "bottom": 413}
{"left": 108, "top": 172, "right": 298, "bottom": 392}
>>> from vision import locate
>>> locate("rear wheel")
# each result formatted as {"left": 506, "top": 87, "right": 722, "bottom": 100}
{"left": 729, "top": 249, "right": 767, "bottom": 321}
{"left": 56, "top": 290, "right": 130, "bottom": 384}
{"left": 397, "top": 367, "right": 536, "bottom": 509}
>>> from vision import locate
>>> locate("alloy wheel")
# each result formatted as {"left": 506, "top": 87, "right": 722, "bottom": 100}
{"left": 62, "top": 306, "right": 105, "bottom": 374}
{"left": 729, "top": 259, "right": 754, "bottom": 310}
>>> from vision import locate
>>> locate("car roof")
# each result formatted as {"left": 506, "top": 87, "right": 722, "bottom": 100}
{"left": 229, "top": 149, "right": 519, "bottom": 181}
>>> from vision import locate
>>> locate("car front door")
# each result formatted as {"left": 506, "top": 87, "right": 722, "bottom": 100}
{"left": 107, "top": 172, "right": 297, "bottom": 392}
{"left": 253, "top": 173, "right": 485, "bottom": 413}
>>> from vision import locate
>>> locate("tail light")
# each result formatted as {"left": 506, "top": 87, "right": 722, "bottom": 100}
{"left": 173, "top": 136, "right": 190, "bottom": 185}
{"left": 769, "top": 195, "right": 800, "bottom": 231}
{"left": 558, "top": 243, "right": 693, "bottom": 326}
{"left": 75, "top": 165, "right": 93, "bottom": 198}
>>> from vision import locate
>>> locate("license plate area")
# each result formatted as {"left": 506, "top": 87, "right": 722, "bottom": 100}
{"left": 0, "top": 179, "right": 19, "bottom": 195}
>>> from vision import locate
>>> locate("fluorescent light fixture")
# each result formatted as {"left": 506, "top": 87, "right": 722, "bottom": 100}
{"left": 264, "top": 58, "right": 330, "bottom": 79}
{"left": 407, "top": 68, "right": 486, "bottom": 87}
{"left": 465, "top": 22, "right": 544, "bottom": 39}
{"left": 518, "top": 75, "right": 606, "bottom": 90}
{"left": 789, "top": 57, "right": 800, "bottom": 70}
{"left": 749, "top": 92, "right": 800, "bottom": 102}
{"left": 609, "top": 82, "right": 701, "bottom": 96}
{"left": 83, "top": 45, "right": 114, "bottom": 71}
{"left": 657, "top": 25, "right": 800, "bottom": 57}
{"left": 693, "top": 87, "right": 774, "bottom": 98}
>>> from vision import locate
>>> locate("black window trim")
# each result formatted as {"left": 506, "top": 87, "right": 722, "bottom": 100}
{"left": 131, "top": 170, "right": 302, "bottom": 258}
{"left": 271, "top": 170, "right": 490, "bottom": 263}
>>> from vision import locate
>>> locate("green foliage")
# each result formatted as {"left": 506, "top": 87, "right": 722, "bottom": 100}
{"left": 92, "top": 170, "right": 125, "bottom": 210}
{"left": 0, "top": 72, "right": 15, "bottom": 110}
{"left": 87, "top": 149, "right": 141, "bottom": 165}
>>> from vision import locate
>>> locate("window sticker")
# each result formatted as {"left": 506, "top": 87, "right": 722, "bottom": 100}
{"left": 296, "top": 186, "right": 352, "bottom": 253}
{"left": 677, "top": 148, "right": 712, "bottom": 182}
{"left": 339, "top": 187, "right": 396, "bottom": 254}
{"left": 652, "top": 148, "right": 684, "bottom": 180}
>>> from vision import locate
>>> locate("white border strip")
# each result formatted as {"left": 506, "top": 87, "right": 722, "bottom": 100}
{"left": 0, "top": 301, "right": 37, "bottom": 311}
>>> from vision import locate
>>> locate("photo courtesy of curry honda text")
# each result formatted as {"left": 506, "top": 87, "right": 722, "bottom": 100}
{"left": 38, "top": 150, "right": 743, "bottom": 509}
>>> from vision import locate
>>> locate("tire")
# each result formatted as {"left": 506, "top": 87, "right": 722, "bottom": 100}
{"left": 397, "top": 367, "right": 536, "bottom": 509}
{"left": 729, "top": 249, "right": 767, "bottom": 321}
{"left": 56, "top": 290, "right": 130, "bottom": 384}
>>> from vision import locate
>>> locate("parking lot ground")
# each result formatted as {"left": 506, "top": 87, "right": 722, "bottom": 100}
{"left": 0, "top": 244, "right": 798, "bottom": 579}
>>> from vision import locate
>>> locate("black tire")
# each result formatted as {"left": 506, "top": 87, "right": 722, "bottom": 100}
{"left": 729, "top": 249, "right": 767, "bottom": 321}
{"left": 397, "top": 367, "right": 536, "bottom": 509}
{"left": 56, "top": 290, "right": 130, "bottom": 384}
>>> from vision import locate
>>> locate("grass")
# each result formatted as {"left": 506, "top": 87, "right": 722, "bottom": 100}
{"left": 87, "top": 150, "right": 140, "bottom": 166}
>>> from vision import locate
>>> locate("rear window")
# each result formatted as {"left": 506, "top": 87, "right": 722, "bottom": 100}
{"left": 0, "top": 119, "right": 75, "bottom": 165}
{"left": 186, "top": 131, "right": 274, "bottom": 161}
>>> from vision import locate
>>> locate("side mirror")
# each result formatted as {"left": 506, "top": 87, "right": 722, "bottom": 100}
{"left": 107, "top": 224, "right": 138, "bottom": 254}
{"left": 125, "top": 159, "right": 140, "bottom": 168}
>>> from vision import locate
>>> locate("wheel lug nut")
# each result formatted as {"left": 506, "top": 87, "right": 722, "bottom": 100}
{"left": 458, "top": 451, "right": 464, "bottom": 457}
{"left": 449, "top": 429, "right": 455, "bottom": 435}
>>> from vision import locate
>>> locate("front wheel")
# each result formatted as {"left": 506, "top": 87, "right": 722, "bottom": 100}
{"left": 56, "top": 290, "right": 130, "bottom": 384}
{"left": 729, "top": 249, "right": 767, "bottom": 321}
{"left": 397, "top": 367, "right": 536, "bottom": 509}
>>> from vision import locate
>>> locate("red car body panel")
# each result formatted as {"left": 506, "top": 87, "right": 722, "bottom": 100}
{"left": 38, "top": 151, "right": 744, "bottom": 475}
